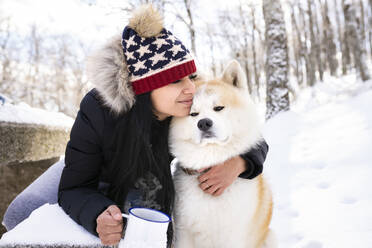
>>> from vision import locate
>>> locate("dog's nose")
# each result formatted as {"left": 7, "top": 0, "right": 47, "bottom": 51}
{"left": 197, "top": 118, "right": 213, "bottom": 131}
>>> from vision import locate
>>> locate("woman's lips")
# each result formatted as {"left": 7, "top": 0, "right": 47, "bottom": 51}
{"left": 178, "top": 99, "right": 193, "bottom": 106}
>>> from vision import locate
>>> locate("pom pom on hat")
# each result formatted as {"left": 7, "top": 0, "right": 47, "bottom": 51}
{"left": 128, "top": 4, "right": 164, "bottom": 38}
{"left": 122, "top": 4, "right": 196, "bottom": 95}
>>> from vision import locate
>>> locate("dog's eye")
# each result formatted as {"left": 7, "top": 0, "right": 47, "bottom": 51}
{"left": 190, "top": 112, "right": 199, "bottom": 117}
{"left": 213, "top": 106, "right": 225, "bottom": 112}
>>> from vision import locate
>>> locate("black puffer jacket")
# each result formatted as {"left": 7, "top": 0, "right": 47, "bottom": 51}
{"left": 57, "top": 36, "right": 269, "bottom": 237}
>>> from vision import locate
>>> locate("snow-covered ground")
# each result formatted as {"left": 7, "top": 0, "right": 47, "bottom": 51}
{"left": 1, "top": 74, "right": 372, "bottom": 247}
{"left": 265, "top": 74, "right": 372, "bottom": 248}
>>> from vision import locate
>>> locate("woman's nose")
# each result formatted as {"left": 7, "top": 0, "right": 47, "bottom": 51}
{"left": 182, "top": 77, "right": 196, "bottom": 95}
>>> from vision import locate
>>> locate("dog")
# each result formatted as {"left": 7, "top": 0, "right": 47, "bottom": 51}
{"left": 169, "top": 60, "right": 276, "bottom": 248}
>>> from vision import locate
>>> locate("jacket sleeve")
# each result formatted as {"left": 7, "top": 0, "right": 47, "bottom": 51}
{"left": 238, "top": 139, "right": 269, "bottom": 179}
{"left": 58, "top": 91, "right": 115, "bottom": 236}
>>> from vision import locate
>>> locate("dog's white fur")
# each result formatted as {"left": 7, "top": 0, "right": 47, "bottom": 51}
{"left": 169, "top": 60, "right": 276, "bottom": 248}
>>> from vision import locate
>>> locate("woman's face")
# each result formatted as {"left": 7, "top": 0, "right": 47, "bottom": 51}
{"left": 151, "top": 74, "right": 197, "bottom": 120}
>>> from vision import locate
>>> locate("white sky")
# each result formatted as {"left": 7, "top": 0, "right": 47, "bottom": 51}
{"left": 1, "top": 0, "right": 126, "bottom": 44}
{"left": 0, "top": 0, "right": 243, "bottom": 44}
{"left": 0, "top": 0, "right": 245, "bottom": 70}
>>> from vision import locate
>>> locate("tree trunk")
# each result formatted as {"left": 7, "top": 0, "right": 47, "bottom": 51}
{"left": 250, "top": 6, "right": 261, "bottom": 98}
{"left": 321, "top": 0, "right": 338, "bottom": 76}
{"left": 238, "top": 4, "right": 253, "bottom": 94}
{"left": 344, "top": 1, "right": 371, "bottom": 81}
{"left": 334, "top": 0, "right": 347, "bottom": 74}
{"left": 298, "top": 3, "right": 314, "bottom": 87}
{"left": 290, "top": 5, "right": 303, "bottom": 86}
{"left": 183, "top": 0, "right": 196, "bottom": 57}
{"left": 342, "top": 0, "right": 352, "bottom": 73}
{"left": 312, "top": 0, "right": 324, "bottom": 81}
{"left": 307, "top": 0, "right": 319, "bottom": 85}
{"left": 369, "top": 0, "right": 372, "bottom": 58}
{"left": 263, "top": 0, "right": 290, "bottom": 120}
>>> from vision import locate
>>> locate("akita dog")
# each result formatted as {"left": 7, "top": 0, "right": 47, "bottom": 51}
{"left": 169, "top": 60, "right": 276, "bottom": 248}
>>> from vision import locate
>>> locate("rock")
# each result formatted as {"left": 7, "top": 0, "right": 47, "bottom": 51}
{"left": 0, "top": 122, "right": 70, "bottom": 166}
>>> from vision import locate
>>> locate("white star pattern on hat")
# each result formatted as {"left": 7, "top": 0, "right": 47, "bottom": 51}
{"left": 152, "top": 38, "right": 169, "bottom": 50}
{"left": 167, "top": 35, "right": 177, "bottom": 44}
{"left": 133, "top": 59, "right": 147, "bottom": 72}
{"left": 127, "top": 35, "right": 137, "bottom": 48}
{"left": 169, "top": 44, "right": 183, "bottom": 57}
{"left": 150, "top": 51, "right": 167, "bottom": 66}
{"left": 125, "top": 50, "right": 136, "bottom": 61}
{"left": 138, "top": 44, "right": 151, "bottom": 57}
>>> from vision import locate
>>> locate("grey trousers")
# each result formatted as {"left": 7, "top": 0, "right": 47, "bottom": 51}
{"left": 2, "top": 159, "right": 65, "bottom": 231}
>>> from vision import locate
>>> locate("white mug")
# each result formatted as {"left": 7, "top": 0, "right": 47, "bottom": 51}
{"left": 119, "top": 207, "right": 171, "bottom": 248}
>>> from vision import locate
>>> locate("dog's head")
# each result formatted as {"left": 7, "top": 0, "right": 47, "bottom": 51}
{"left": 169, "top": 60, "right": 262, "bottom": 168}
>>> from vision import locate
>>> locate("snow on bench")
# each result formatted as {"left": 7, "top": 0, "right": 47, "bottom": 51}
{"left": 0, "top": 204, "right": 103, "bottom": 248}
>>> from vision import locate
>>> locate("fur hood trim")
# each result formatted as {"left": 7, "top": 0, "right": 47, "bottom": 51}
{"left": 86, "top": 35, "right": 135, "bottom": 115}
{"left": 85, "top": 4, "right": 164, "bottom": 115}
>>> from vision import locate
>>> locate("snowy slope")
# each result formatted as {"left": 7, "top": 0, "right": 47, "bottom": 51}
{"left": 264, "top": 75, "right": 372, "bottom": 248}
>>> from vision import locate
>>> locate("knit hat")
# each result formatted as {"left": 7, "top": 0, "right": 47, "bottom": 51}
{"left": 122, "top": 5, "right": 197, "bottom": 95}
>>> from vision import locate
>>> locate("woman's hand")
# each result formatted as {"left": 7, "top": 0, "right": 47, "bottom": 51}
{"left": 96, "top": 205, "right": 123, "bottom": 245}
{"left": 197, "top": 156, "right": 246, "bottom": 196}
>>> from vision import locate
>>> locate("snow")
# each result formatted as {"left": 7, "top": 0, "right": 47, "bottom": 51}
{"left": 265, "top": 75, "right": 372, "bottom": 247}
{"left": 0, "top": 204, "right": 101, "bottom": 246}
{"left": 1, "top": 74, "right": 372, "bottom": 247}
{"left": 0, "top": 101, "right": 74, "bottom": 128}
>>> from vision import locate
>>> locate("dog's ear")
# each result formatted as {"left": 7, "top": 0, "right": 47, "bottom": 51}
{"left": 221, "top": 60, "right": 247, "bottom": 90}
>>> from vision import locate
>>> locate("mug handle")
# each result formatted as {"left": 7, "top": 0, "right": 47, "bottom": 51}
{"left": 122, "top": 213, "right": 130, "bottom": 219}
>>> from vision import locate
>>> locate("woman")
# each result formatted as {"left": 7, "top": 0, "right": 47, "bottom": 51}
{"left": 58, "top": 5, "right": 269, "bottom": 247}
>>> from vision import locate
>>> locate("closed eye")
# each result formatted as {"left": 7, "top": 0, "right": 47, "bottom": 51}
{"left": 189, "top": 74, "right": 198, "bottom": 80}
{"left": 213, "top": 106, "right": 224, "bottom": 112}
{"left": 172, "top": 74, "right": 197, "bottom": 84}
{"left": 190, "top": 112, "right": 199, "bottom": 117}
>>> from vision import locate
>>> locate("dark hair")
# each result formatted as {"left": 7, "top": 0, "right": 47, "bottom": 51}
{"left": 107, "top": 92, "right": 174, "bottom": 215}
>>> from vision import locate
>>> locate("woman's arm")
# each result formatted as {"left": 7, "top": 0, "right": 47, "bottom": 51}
{"left": 58, "top": 90, "right": 116, "bottom": 236}
{"left": 238, "top": 139, "right": 269, "bottom": 179}
{"left": 196, "top": 139, "right": 269, "bottom": 196}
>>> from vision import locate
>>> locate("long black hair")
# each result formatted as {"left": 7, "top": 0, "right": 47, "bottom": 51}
{"left": 107, "top": 92, "right": 174, "bottom": 215}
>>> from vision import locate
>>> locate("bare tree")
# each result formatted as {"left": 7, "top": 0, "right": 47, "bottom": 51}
{"left": 290, "top": 4, "right": 304, "bottom": 86}
{"left": 25, "top": 24, "right": 45, "bottom": 105}
{"left": 0, "top": 17, "right": 14, "bottom": 88}
{"left": 333, "top": 0, "right": 348, "bottom": 74}
{"left": 298, "top": 3, "right": 315, "bottom": 87}
{"left": 342, "top": 0, "right": 352, "bottom": 73}
{"left": 263, "top": 0, "right": 290, "bottom": 120}
{"left": 320, "top": 0, "right": 338, "bottom": 76}
{"left": 369, "top": 0, "right": 372, "bottom": 58}
{"left": 218, "top": 7, "right": 253, "bottom": 94}
{"left": 359, "top": 0, "right": 366, "bottom": 47}
{"left": 238, "top": 3, "right": 253, "bottom": 95}
{"left": 311, "top": 0, "right": 324, "bottom": 81}
{"left": 306, "top": 0, "right": 321, "bottom": 84}
{"left": 250, "top": 4, "right": 261, "bottom": 97}
{"left": 205, "top": 24, "right": 217, "bottom": 77}
{"left": 344, "top": 1, "right": 370, "bottom": 81}
{"left": 169, "top": 0, "right": 197, "bottom": 57}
